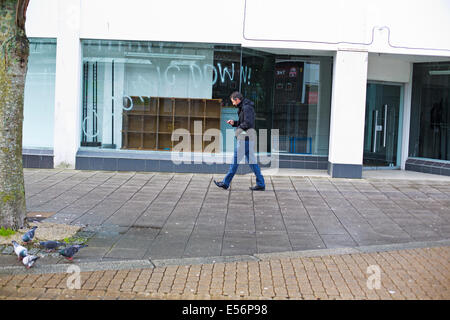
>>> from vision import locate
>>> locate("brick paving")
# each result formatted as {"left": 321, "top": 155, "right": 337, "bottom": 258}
{"left": 1, "top": 246, "right": 448, "bottom": 300}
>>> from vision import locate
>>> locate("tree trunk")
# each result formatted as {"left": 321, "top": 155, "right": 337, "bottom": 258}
{"left": 0, "top": 0, "right": 30, "bottom": 230}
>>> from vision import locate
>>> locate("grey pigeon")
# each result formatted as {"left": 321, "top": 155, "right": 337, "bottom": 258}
{"left": 39, "top": 241, "right": 65, "bottom": 252}
{"left": 22, "top": 226, "right": 38, "bottom": 243}
{"left": 22, "top": 255, "right": 39, "bottom": 269}
{"left": 12, "top": 240, "right": 28, "bottom": 260}
{"left": 59, "top": 244, "right": 88, "bottom": 261}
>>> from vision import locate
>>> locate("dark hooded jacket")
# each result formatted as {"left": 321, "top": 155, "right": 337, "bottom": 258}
{"left": 232, "top": 98, "right": 255, "bottom": 131}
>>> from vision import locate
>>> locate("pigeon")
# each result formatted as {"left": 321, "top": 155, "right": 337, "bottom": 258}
{"left": 12, "top": 240, "right": 28, "bottom": 260}
{"left": 22, "top": 226, "right": 38, "bottom": 243}
{"left": 22, "top": 254, "right": 39, "bottom": 269}
{"left": 59, "top": 244, "right": 88, "bottom": 261}
{"left": 39, "top": 241, "right": 65, "bottom": 252}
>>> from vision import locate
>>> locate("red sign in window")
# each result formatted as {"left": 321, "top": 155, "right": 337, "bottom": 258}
{"left": 308, "top": 91, "right": 318, "bottom": 104}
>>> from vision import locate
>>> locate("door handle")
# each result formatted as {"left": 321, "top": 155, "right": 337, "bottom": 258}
{"left": 373, "top": 110, "right": 383, "bottom": 153}
{"left": 383, "top": 104, "right": 388, "bottom": 147}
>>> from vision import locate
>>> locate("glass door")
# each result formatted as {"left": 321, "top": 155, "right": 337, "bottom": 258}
{"left": 363, "top": 83, "right": 402, "bottom": 168}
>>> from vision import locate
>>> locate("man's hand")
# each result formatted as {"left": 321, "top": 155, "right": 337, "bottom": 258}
{"left": 227, "top": 120, "right": 234, "bottom": 126}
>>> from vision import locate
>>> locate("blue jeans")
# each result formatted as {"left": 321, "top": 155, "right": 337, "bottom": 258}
{"left": 223, "top": 138, "right": 265, "bottom": 188}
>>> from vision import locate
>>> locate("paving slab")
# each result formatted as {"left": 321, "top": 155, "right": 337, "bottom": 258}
{"left": 2, "top": 168, "right": 449, "bottom": 267}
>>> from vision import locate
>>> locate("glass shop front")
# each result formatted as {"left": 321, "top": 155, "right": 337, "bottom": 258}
{"left": 80, "top": 40, "right": 333, "bottom": 158}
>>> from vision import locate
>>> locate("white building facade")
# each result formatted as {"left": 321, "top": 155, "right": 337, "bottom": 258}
{"left": 22, "top": 0, "right": 450, "bottom": 178}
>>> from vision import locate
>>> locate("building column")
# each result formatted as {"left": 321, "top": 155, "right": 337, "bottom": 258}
{"left": 328, "top": 49, "right": 368, "bottom": 178}
{"left": 53, "top": 0, "right": 82, "bottom": 168}
{"left": 400, "top": 66, "right": 413, "bottom": 170}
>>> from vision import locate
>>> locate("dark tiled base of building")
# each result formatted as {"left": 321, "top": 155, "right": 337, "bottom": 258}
{"left": 327, "top": 162, "right": 363, "bottom": 179}
{"left": 22, "top": 149, "right": 450, "bottom": 178}
{"left": 405, "top": 158, "right": 450, "bottom": 176}
{"left": 22, "top": 149, "right": 54, "bottom": 169}
{"left": 74, "top": 153, "right": 328, "bottom": 174}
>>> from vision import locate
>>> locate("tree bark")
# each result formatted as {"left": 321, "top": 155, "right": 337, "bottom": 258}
{"left": 0, "top": 0, "right": 30, "bottom": 229}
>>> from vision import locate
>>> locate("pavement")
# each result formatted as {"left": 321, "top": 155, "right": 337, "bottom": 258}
{"left": 0, "top": 168, "right": 449, "bottom": 300}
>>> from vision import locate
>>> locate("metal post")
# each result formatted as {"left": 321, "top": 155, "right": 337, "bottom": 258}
{"left": 93, "top": 61, "right": 98, "bottom": 143}
{"left": 81, "top": 62, "right": 88, "bottom": 145}
{"left": 102, "top": 60, "right": 116, "bottom": 148}
{"left": 112, "top": 60, "right": 114, "bottom": 146}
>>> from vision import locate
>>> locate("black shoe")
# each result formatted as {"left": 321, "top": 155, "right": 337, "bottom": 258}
{"left": 249, "top": 185, "right": 265, "bottom": 191}
{"left": 214, "top": 180, "right": 228, "bottom": 190}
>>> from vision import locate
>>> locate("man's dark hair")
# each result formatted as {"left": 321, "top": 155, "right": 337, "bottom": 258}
{"left": 230, "top": 91, "right": 244, "bottom": 101}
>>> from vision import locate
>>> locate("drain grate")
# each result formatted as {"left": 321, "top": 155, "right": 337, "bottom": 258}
{"left": 130, "top": 224, "right": 162, "bottom": 230}
{"left": 26, "top": 212, "right": 56, "bottom": 222}
{"left": 130, "top": 225, "right": 162, "bottom": 230}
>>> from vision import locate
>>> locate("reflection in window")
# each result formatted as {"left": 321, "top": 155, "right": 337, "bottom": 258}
{"left": 80, "top": 40, "right": 333, "bottom": 156}
{"left": 241, "top": 51, "right": 332, "bottom": 156}
{"left": 81, "top": 40, "right": 240, "bottom": 151}
{"left": 23, "top": 38, "right": 57, "bottom": 148}
{"left": 410, "top": 62, "right": 450, "bottom": 161}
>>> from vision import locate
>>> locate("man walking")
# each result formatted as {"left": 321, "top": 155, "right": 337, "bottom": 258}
{"left": 214, "top": 92, "right": 265, "bottom": 191}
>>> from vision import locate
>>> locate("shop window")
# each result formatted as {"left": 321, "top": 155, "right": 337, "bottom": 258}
{"left": 80, "top": 40, "right": 332, "bottom": 156}
{"left": 410, "top": 62, "right": 450, "bottom": 161}
{"left": 23, "top": 38, "right": 56, "bottom": 149}
{"left": 80, "top": 40, "right": 240, "bottom": 152}
{"left": 241, "top": 49, "right": 332, "bottom": 156}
